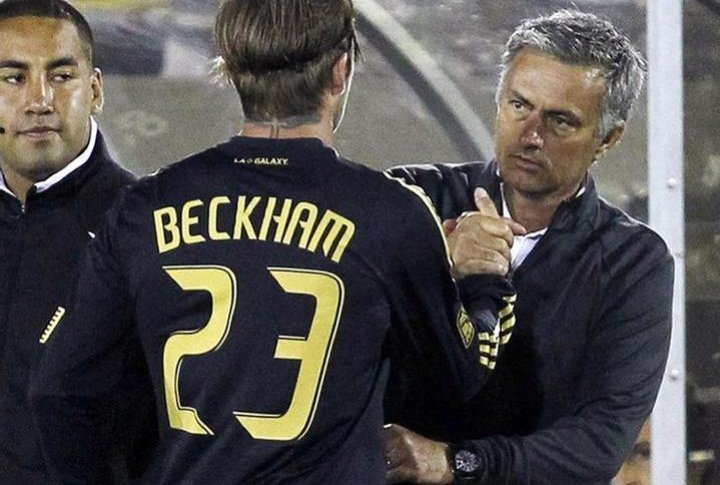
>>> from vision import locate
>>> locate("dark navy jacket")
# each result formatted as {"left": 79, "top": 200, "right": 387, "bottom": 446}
{"left": 0, "top": 131, "right": 141, "bottom": 483}
{"left": 387, "top": 161, "right": 674, "bottom": 484}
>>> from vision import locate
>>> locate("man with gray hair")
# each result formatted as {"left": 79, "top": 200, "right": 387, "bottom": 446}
{"left": 383, "top": 9, "right": 673, "bottom": 484}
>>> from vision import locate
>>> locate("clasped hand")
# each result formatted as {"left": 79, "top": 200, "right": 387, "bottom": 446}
{"left": 443, "top": 188, "right": 526, "bottom": 278}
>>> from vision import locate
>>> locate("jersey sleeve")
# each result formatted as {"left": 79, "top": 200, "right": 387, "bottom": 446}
{"left": 29, "top": 191, "right": 140, "bottom": 484}
{"left": 382, "top": 176, "right": 515, "bottom": 410}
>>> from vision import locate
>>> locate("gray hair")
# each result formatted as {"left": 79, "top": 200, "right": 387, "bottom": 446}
{"left": 497, "top": 9, "right": 647, "bottom": 139}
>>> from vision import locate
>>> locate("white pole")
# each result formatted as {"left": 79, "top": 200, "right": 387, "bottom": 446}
{"left": 647, "top": 0, "right": 686, "bottom": 483}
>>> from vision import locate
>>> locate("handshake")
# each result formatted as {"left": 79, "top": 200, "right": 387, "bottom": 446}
{"left": 443, "top": 188, "right": 526, "bottom": 279}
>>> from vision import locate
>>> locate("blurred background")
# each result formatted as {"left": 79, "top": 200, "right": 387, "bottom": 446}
{"left": 73, "top": 0, "right": 718, "bottom": 482}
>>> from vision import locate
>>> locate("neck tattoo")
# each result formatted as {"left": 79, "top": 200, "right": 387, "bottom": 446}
{"left": 251, "top": 114, "right": 323, "bottom": 138}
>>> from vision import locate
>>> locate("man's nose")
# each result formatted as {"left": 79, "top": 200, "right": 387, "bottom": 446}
{"left": 519, "top": 114, "right": 544, "bottom": 149}
{"left": 25, "top": 76, "right": 54, "bottom": 114}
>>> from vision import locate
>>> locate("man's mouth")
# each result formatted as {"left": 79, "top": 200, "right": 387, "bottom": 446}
{"left": 18, "top": 126, "right": 60, "bottom": 139}
{"left": 510, "top": 154, "right": 546, "bottom": 170}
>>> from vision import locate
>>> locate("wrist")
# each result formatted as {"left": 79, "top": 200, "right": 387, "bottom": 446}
{"left": 438, "top": 442, "right": 454, "bottom": 483}
{"left": 447, "top": 442, "right": 484, "bottom": 483}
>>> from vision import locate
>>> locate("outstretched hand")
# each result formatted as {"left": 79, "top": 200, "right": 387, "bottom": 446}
{"left": 383, "top": 424, "right": 453, "bottom": 484}
{"left": 444, "top": 188, "right": 526, "bottom": 278}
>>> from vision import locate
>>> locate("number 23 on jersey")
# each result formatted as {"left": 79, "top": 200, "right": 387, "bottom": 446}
{"left": 161, "top": 265, "right": 345, "bottom": 441}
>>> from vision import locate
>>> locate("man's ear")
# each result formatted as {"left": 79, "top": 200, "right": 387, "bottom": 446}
{"left": 330, "top": 53, "right": 351, "bottom": 96}
{"left": 90, "top": 67, "right": 105, "bottom": 115}
{"left": 595, "top": 123, "right": 625, "bottom": 160}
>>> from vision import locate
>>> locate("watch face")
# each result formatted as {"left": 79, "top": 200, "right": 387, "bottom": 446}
{"left": 455, "top": 449, "right": 480, "bottom": 474}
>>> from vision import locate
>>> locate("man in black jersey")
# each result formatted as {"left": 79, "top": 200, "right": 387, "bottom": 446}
{"left": 30, "top": 1, "right": 515, "bottom": 483}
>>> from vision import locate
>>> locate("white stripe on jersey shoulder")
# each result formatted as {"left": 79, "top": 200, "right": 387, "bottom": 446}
{"left": 383, "top": 172, "right": 453, "bottom": 268}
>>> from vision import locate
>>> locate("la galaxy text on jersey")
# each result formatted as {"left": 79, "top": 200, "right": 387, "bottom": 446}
{"left": 31, "top": 136, "right": 515, "bottom": 485}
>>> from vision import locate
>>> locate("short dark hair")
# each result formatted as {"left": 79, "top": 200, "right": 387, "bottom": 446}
{"left": 498, "top": 9, "right": 647, "bottom": 138}
{"left": 0, "top": 0, "right": 95, "bottom": 63}
{"left": 215, "top": 0, "right": 359, "bottom": 121}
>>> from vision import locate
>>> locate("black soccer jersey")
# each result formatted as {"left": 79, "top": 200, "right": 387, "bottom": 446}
{"left": 31, "top": 137, "right": 514, "bottom": 484}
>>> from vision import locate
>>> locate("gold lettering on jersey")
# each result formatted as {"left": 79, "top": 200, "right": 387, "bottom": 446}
{"left": 182, "top": 200, "right": 206, "bottom": 245}
{"left": 233, "top": 196, "right": 261, "bottom": 240}
{"left": 234, "top": 157, "right": 289, "bottom": 166}
{"left": 282, "top": 202, "right": 318, "bottom": 248}
{"left": 259, "top": 197, "right": 293, "bottom": 243}
{"left": 154, "top": 207, "right": 181, "bottom": 253}
{"left": 153, "top": 196, "right": 355, "bottom": 263}
{"left": 307, "top": 211, "right": 355, "bottom": 263}
{"left": 209, "top": 196, "right": 231, "bottom": 240}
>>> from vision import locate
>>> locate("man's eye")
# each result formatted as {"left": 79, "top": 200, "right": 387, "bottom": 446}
{"left": 551, "top": 116, "right": 573, "bottom": 131}
{"left": 2, "top": 74, "right": 24, "bottom": 84}
{"left": 52, "top": 73, "right": 74, "bottom": 82}
{"left": 509, "top": 100, "right": 524, "bottom": 111}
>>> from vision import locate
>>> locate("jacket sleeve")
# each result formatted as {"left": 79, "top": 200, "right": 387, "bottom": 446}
{"left": 29, "top": 197, "right": 138, "bottom": 484}
{"left": 457, "top": 232, "right": 674, "bottom": 484}
{"left": 383, "top": 174, "right": 515, "bottom": 420}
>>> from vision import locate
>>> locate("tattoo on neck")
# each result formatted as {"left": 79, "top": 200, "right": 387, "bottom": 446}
{"left": 249, "top": 114, "right": 322, "bottom": 138}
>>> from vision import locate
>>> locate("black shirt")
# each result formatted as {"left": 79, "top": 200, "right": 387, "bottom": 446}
{"left": 31, "top": 137, "right": 514, "bottom": 484}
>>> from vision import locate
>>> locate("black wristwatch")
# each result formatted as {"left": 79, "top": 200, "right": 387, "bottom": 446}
{"left": 448, "top": 443, "right": 484, "bottom": 482}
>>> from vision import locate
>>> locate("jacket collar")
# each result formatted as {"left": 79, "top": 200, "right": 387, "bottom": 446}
{"left": 34, "top": 118, "right": 99, "bottom": 193}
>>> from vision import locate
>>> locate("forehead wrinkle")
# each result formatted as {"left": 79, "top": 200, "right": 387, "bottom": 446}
{"left": 508, "top": 52, "right": 605, "bottom": 123}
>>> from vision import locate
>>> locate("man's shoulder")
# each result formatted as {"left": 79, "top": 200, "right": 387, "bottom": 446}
{"left": 596, "top": 197, "right": 667, "bottom": 245}
{"left": 594, "top": 196, "right": 672, "bottom": 267}
{"left": 134, "top": 146, "right": 226, "bottom": 194}
{"left": 379, "top": 171, "right": 443, "bottom": 219}
{"left": 385, "top": 161, "right": 496, "bottom": 219}
{"left": 70, "top": 146, "right": 136, "bottom": 228}
{"left": 387, "top": 160, "right": 493, "bottom": 185}
{"left": 123, "top": 149, "right": 401, "bottom": 212}
{"left": 91, "top": 130, "right": 136, "bottom": 187}
{"left": 332, "top": 157, "right": 443, "bottom": 231}
{"left": 100, "top": 158, "right": 136, "bottom": 185}
{"left": 98, "top": 152, "right": 208, "bottom": 218}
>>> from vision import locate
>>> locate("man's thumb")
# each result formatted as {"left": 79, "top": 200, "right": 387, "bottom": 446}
{"left": 474, "top": 187, "right": 499, "bottom": 217}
